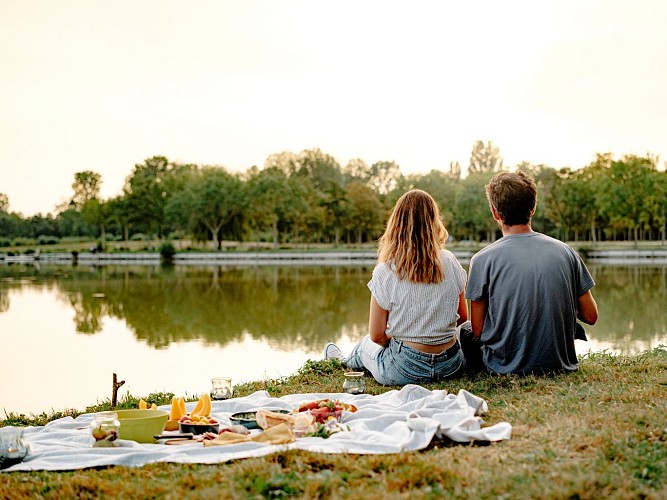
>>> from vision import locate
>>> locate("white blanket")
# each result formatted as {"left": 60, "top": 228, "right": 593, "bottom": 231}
{"left": 3, "top": 385, "right": 511, "bottom": 472}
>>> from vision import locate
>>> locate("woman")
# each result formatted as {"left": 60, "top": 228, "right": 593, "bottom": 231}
{"left": 323, "top": 189, "right": 468, "bottom": 385}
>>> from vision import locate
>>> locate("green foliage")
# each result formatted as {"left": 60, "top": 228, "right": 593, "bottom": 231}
{"left": 10, "top": 237, "right": 36, "bottom": 247}
{"left": 36, "top": 235, "right": 59, "bottom": 245}
{"left": 4, "top": 147, "right": 667, "bottom": 246}
{"left": 159, "top": 241, "right": 176, "bottom": 260}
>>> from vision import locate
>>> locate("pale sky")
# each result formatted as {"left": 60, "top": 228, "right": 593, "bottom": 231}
{"left": 2, "top": 0, "right": 666, "bottom": 216}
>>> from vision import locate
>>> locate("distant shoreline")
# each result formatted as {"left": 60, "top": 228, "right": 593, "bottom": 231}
{"left": 1, "top": 248, "right": 666, "bottom": 265}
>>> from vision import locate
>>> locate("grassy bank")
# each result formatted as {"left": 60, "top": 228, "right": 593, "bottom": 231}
{"left": 1, "top": 349, "right": 666, "bottom": 499}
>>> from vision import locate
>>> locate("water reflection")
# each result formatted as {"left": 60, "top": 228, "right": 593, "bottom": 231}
{"left": 582, "top": 264, "right": 667, "bottom": 354}
{"left": 0, "top": 262, "right": 665, "bottom": 415}
{"left": 54, "top": 265, "right": 370, "bottom": 350}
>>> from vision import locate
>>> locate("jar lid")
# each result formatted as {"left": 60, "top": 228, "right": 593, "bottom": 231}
{"left": 343, "top": 372, "right": 364, "bottom": 377}
{"left": 95, "top": 411, "right": 118, "bottom": 419}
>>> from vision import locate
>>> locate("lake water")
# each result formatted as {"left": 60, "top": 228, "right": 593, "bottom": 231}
{"left": 1, "top": 261, "right": 666, "bottom": 415}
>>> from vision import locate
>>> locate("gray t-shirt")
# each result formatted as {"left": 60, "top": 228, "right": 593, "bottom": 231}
{"left": 465, "top": 232, "right": 595, "bottom": 374}
{"left": 368, "top": 249, "right": 466, "bottom": 345}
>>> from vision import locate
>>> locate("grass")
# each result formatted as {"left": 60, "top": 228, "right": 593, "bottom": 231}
{"left": 1, "top": 349, "right": 667, "bottom": 499}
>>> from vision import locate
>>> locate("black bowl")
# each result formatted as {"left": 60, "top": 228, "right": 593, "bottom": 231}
{"left": 230, "top": 409, "right": 290, "bottom": 430}
{"left": 178, "top": 422, "right": 220, "bottom": 435}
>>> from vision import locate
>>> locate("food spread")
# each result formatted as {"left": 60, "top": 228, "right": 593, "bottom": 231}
{"left": 145, "top": 396, "right": 357, "bottom": 443}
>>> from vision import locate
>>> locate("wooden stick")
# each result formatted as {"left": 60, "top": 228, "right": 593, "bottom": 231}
{"left": 112, "top": 373, "right": 125, "bottom": 407}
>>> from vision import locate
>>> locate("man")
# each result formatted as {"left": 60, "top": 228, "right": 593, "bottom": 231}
{"left": 463, "top": 171, "right": 598, "bottom": 374}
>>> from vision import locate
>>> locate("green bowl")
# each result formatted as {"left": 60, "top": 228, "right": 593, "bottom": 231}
{"left": 116, "top": 409, "right": 168, "bottom": 443}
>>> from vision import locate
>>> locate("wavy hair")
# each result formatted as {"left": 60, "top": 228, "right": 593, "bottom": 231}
{"left": 377, "top": 189, "right": 448, "bottom": 283}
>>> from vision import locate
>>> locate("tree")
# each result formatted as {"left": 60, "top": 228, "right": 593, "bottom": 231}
{"left": 468, "top": 140, "right": 503, "bottom": 174}
{"left": 264, "top": 151, "right": 299, "bottom": 176}
{"left": 656, "top": 169, "right": 667, "bottom": 244}
{"left": 167, "top": 167, "right": 247, "bottom": 249}
{"left": 81, "top": 198, "right": 112, "bottom": 246}
{"left": 320, "top": 181, "right": 350, "bottom": 247}
{"left": 517, "top": 162, "right": 562, "bottom": 238}
{"left": 107, "top": 196, "right": 132, "bottom": 241}
{"left": 0, "top": 193, "right": 8, "bottom": 213}
{"left": 294, "top": 148, "right": 343, "bottom": 192}
{"left": 448, "top": 161, "right": 462, "bottom": 180}
{"left": 56, "top": 206, "right": 95, "bottom": 239}
{"left": 342, "top": 158, "right": 371, "bottom": 186}
{"left": 598, "top": 155, "right": 658, "bottom": 244}
{"left": 70, "top": 171, "right": 102, "bottom": 210}
{"left": 454, "top": 172, "right": 497, "bottom": 241}
{"left": 124, "top": 156, "right": 184, "bottom": 239}
{"left": 368, "top": 161, "right": 401, "bottom": 196}
{"left": 344, "top": 182, "right": 384, "bottom": 244}
{"left": 407, "top": 169, "right": 459, "bottom": 235}
{"left": 247, "top": 167, "right": 294, "bottom": 247}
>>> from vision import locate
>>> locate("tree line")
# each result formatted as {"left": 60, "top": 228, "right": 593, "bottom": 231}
{"left": 1, "top": 141, "right": 666, "bottom": 248}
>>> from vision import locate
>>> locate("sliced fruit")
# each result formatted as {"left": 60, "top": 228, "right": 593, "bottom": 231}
{"left": 169, "top": 397, "right": 180, "bottom": 420}
{"left": 190, "top": 396, "right": 205, "bottom": 417}
{"left": 164, "top": 419, "right": 179, "bottom": 431}
{"left": 190, "top": 393, "right": 212, "bottom": 417}
{"left": 201, "top": 393, "right": 212, "bottom": 417}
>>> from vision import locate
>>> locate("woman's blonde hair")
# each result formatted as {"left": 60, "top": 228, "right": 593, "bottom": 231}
{"left": 377, "top": 189, "right": 448, "bottom": 283}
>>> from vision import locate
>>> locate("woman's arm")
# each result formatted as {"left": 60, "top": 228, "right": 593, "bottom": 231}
{"left": 456, "top": 292, "right": 468, "bottom": 326}
{"left": 369, "top": 296, "right": 391, "bottom": 347}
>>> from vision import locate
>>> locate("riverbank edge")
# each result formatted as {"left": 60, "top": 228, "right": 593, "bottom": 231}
{"left": 2, "top": 247, "right": 667, "bottom": 265}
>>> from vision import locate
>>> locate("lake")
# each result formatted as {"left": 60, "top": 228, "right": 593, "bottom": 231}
{"left": 1, "top": 260, "right": 666, "bottom": 415}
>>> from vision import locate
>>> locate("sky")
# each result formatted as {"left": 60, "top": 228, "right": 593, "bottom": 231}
{"left": 2, "top": 0, "right": 667, "bottom": 216}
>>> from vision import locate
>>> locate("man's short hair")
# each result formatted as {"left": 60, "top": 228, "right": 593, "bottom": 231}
{"left": 485, "top": 171, "right": 537, "bottom": 226}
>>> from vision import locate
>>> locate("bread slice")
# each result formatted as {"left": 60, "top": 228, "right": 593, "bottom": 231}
{"left": 255, "top": 409, "right": 297, "bottom": 430}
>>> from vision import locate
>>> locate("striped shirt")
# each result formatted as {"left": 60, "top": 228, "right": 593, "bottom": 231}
{"left": 367, "top": 249, "right": 467, "bottom": 345}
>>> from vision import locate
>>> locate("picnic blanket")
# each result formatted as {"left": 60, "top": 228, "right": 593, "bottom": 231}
{"left": 2, "top": 385, "right": 511, "bottom": 472}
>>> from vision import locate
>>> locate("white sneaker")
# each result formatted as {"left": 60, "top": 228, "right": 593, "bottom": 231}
{"left": 323, "top": 342, "right": 344, "bottom": 361}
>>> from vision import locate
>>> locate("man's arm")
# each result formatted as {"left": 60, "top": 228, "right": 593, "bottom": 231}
{"left": 369, "top": 296, "right": 391, "bottom": 347}
{"left": 577, "top": 290, "right": 599, "bottom": 325}
{"left": 470, "top": 299, "right": 487, "bottom": 338}
{"left": 456, "top": 292, "right": 468, "bottom": 326}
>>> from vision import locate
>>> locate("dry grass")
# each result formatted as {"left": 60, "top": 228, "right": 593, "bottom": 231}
{"left": 2, "top": 349, "right": 666, "bottom": 499}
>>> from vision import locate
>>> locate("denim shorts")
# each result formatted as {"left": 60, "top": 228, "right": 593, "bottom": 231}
{"left": 345, "top": 335, "right": 465, "bottom": 385}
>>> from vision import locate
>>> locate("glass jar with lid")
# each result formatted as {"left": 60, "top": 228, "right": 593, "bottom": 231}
{"left": 342, "top": 372, "right": 366, "bottom": 395}
{"left": 0, "top": 427, "right": 30, "bottom": 469}
{"left": 210, "top": 376, "right": 234, "bottom": 400}
{"left": 90, "top": 411, "right": 120, "bottom": 447}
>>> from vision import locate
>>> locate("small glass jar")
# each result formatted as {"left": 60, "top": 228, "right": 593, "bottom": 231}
{"left": 90, "top": 411, "right": 120, "bottom": 447}
{"left": 342, "top": 372, "right": 366, "bottom": 395}
{"left": 210, "top": 376, "right": 233, "bottom": 400}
